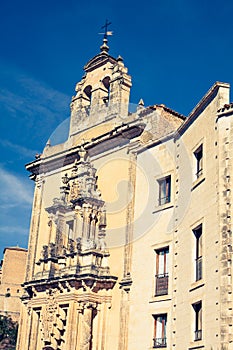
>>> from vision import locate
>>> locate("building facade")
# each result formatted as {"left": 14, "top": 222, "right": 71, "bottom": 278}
{"left": 0, "top": 247, "right": 27, "bottom": 322}
{"left": 17, "top": 37, "right": 233, "bottom": 349}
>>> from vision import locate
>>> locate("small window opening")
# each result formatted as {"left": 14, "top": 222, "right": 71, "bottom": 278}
{"left": 158, "top": 175, "right": 171, "bottom": 206}
{"left": 194, "top": 145, "right": 203, "bottom": 179}
{"left": 102, "top": 76, "right": 110, "bottom": 105}
{"left": 83, "top": 85, "right": 92, "bottom": 102}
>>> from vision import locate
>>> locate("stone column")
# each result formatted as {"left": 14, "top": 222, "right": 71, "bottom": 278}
{"left": 65, "top": 301, "right": 78, "bottom": 350}
{"left": 101, "top": 301, "right": 111, "bottom": 350}
{"left": 16, "top": 303, "right": 30, "bottom": 350}
{"left": 82, "top": 205, "right": 91, "bottom": 240}
{"left": 92, "top": 303, "right": 102, "bottom": 350}
{"left": 78, "top": 303, "right": 94, "bottom": 350}
{"left": 17, "top": 305, "right": 34, "bottom": 350}
{"left": 90, "top": 211, "right": 97, "bottom": 240}
{"left": 26, "top": 175, "right": 45, "bottom": 282}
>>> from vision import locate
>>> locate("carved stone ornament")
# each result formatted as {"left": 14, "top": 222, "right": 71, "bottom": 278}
{"left": 80, "top": 303, "right": 96, "bottom": 350}
{"left": 40, "top": 290, "right": 58, "bottom": 343}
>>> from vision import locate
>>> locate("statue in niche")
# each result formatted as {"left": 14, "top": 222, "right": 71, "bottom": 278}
{"left": 62, "top": 245, "right": 67, "bottom": 256}
{"left": 48, "top": 243, "right": 56, "bottom": 258}
{"left": 70, "top": 180, "right": 80, "bottom": 200}
{"left": 83, "top": 238, "right": 96, "bottom": 250}
{"left": 42, "top": 245, "right": 48, "bottom": 260}
{"left": 68, "top": 239, "right": 75, "bottom": 254}
{"left": 76, "top": 237, "right": 82, "bottom": 252}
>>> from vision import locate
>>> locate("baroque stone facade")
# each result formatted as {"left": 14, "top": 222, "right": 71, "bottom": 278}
{"left": 17, "top": 36, "right": 233, "bottom": 349}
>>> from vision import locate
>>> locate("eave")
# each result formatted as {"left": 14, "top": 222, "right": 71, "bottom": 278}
{"left": 25, "top": 120, "right": 145, "bottom": 178}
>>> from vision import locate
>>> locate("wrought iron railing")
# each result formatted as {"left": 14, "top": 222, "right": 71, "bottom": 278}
{"left": 155, "top": 273, "right": 169, "bottom": 296}
{"left": 153, "top": 337, "right": 167, "bottom": 348}
{"left": 196, "top": 168, "right": 203, "bottom": 178}
{"left": 159, "top": 196, "right": 170, "bottom": 206}
{"left": 194, "top": 329, "right": 202, "bottom": 341}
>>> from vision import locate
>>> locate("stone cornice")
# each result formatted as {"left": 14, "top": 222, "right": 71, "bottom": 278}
{"left": 25, "top": 120, "right": 145, "bottom": 178}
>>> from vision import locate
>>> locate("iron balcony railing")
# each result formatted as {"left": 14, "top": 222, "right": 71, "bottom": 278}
{"left": 155, "top": 273, "right": 169, "bottom": 296}
{"left": 159, "top": 196, "right": 170, "bottom": 206}
{"left": 196, "top": 168, "right": 203, "bottom": 178}
{"left": 153, "top": 337, "right": 167, "bottom": 348}
{"left": 194, "top": 329, "right": 202, "bottom": 341}
{"left": 196, "top": 256, "right": 202, "bottom": 281}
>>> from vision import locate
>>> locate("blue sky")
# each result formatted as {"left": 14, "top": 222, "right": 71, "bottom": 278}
{"left": 1, "top": 0, "right": 233, "bottom": 259}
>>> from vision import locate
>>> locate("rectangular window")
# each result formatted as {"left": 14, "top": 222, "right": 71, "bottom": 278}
{"left": 194, "top": 144, "right": 203, "bottom": 179}
{"left": 193, "top": 225, "right": 202, "bottom": 281}
{"left": 153, "top": 314, "right": 167, "bottom": 348}
{"left": 66, "top": 220, "right": 74, "bottom": 239}
{"left": 192, "top": 301, "right": 202, "bottom": 341}
{"left": 158, "top": 176, "right": 171, "bottom": 206}
{"left": 155, "top": 248, "right": 169, "bottom": 296}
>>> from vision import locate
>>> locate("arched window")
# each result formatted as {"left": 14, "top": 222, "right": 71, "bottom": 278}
{"left": 102, "top": 76, "right": 110, "bottom": 105}
{"left": 83, "top": 85, "right": 92, "bottom": 103}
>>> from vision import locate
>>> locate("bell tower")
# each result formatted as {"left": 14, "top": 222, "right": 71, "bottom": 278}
{"left": 17, "top": 29, "right": 142, "bottom": 350}
{"left": 69, "top": 35, "right": 132, "bottom": 136}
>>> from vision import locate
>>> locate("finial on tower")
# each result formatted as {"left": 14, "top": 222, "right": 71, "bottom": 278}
{"left": 99, "top": 19, "right": 113, "bottom": 53}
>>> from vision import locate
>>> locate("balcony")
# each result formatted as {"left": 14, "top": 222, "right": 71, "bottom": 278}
{"left": 194, "top": 329, "right": 202, "bottom": 341}
{"left": 196, "top": 256, "right": 202, "bottom": 281}
{"left": 159, "top": 196, "right": 171, "bottom": 206}
{"left": 153, "top": 337, "right": 167, "bottom": 348}
{"left": 155, "top": 273, "right": 168, "bottom": 296}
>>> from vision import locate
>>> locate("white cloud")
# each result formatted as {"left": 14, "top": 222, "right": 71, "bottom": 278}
{"left": 0, "top": 65, "right": 70, "bottom": 129}
{"left": 0, "top": 139, "right": 38, "bottom": 158}
{"left": 0, "top": 84, "right": 69, "bottom": 122}
{"left": 0, "top": 166, "right": 33, "bottom": 208}
{"left": 0, "top": 226, "right": 29, "bottom": 236}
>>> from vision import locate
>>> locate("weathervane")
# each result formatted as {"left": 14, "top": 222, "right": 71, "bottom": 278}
{"left": 99, "top": 19, "right": 113, "bottom": 39}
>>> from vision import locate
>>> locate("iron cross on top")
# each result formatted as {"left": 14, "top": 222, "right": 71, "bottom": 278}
{"left": 101, "top": 19, "right": 113, "bottom": 39}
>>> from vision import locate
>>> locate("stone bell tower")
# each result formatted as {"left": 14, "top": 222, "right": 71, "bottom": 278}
{"left": 69, "top": 36, "right": 132, "bottom": 136}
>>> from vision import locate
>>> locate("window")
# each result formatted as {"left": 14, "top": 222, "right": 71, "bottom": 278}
{"left": 66, "top": 220, "right": 74, "bottom": 240}
{"left": 158, "top": 176, "right": 171, "bottom": 206}
{"left": 155, "top": 248, "right": 169, "bottom": 296}
{"left": 83, "top": 85, "right": 92, "bottom": 113}
{"left": 83, "top": 85, "right": 92, "bottom": 102}
{"left": 194, "top": 144, "right": 203, "bottom": 179}
{"left": 192, "top": 301, "right": 202, "bottom": 341}
{"left": 5, "top": 288, "right": 10, "bottom": 298}
{"left": 102, "top": 76, "right": 110, "bottom": 105}
{"left": 193, "top": 225, "right": 202, "bottom": 281}
{"left": 153, "top": 314, "right": 167, "bottom": 348}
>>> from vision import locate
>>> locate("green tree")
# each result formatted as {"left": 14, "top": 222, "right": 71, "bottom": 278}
{"left": 0, "top": 315, "right": 18, "bottom": 350}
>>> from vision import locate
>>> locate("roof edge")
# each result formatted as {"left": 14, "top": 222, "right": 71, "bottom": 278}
{"left": 3, "top": 247, "right": 28, "bottom": 255}
{"left": 188, "top": 81, "right": 230, "bottom": 119}
{"left": 175, "top": 82, "right": 230, "bottom": 139}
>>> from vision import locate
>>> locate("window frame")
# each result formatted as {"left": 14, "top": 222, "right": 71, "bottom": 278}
{"left": 153, "top": 314, "right": 167, "bottom": 348}
{"left": 158, "top": 175, "right": 171, "bottom": 206}
{"left": 193, "top": 224, "right": 203, "bottom": 281}
{"left": 155, "top": 247, "right": 169, "bottom": 296}
{"left": 194, "top": 144, "right": 203, "bottom": 180}
{"left": 66, "top": 219, "right": 75, "bottom": 240}
{"left": 192, "top": 301, "right": 202, "bottom": 341}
